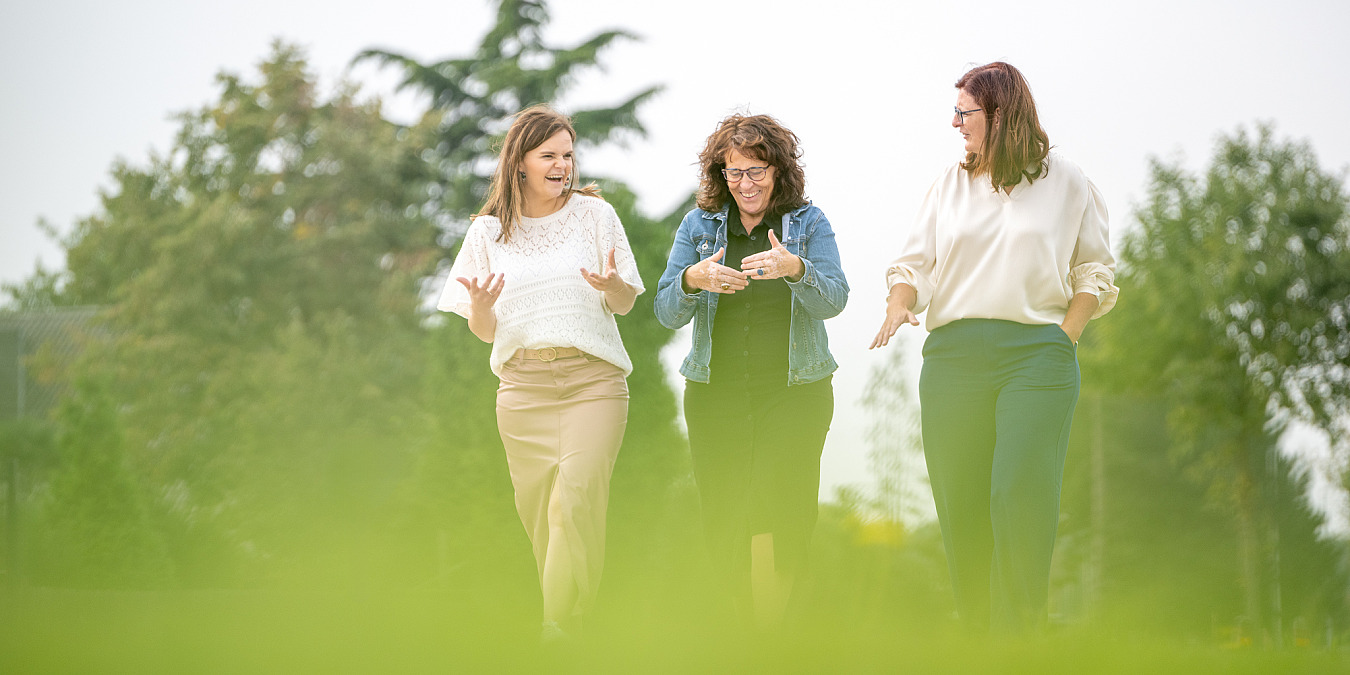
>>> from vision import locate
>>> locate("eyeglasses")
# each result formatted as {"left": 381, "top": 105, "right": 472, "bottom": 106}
{"left": 954, "top": 106, "right": 983, "bottom": 124}
{"left": 722, "top": 166, "right": 770, "bottom": 182}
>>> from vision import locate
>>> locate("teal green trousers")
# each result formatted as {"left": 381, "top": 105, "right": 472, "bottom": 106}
{"left": 919, "top": 319, "right": 1080, "bottom": 632}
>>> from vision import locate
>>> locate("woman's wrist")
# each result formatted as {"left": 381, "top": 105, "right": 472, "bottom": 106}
{"left": 1060, "top": 322, "right": 1083, "bottom": 345}
{"left": 681, "top": 267, "right": 697, "bottom": 294}
{"left": 886, "top": 283, "right": 917, "bottom": 311}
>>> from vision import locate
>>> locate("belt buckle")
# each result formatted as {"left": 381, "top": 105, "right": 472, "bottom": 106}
{"left": 537, "top": 347, "right": 558, "bottom": 362}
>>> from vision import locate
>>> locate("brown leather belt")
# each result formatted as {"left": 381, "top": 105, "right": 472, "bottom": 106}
{"left": 516, "top": 346, "right": 584, "bottom": 362}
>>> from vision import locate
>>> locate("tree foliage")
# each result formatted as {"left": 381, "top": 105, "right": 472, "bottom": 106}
{"left": 1096, "top": 124, "right": 1350, "bottom": 455}
{"left": 7, "top": 0, "right": 691, "bottom": 591}
{"left": 13, "top": 42, "right": 446, "bottom": 584}
{"left": 1081, "top": 123, "right": 1350, "bottom": 639}
{"left": 33, "top": 376, "right": 175, "bottom": 588}
{"left": 354, "top": 0, "right": 662, "bottom": 226}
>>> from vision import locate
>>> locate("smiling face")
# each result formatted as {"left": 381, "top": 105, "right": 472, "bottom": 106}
{"left": 954, "top": 89, "right": 986, "bottom": 157}
{"left": 520, "top": 129, "right": 574, "bottom": 213}
{"left": 724, "top": 148, "right": 775, "bottom": 227}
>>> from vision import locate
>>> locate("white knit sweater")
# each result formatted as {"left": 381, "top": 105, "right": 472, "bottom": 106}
{"left": 438, "top": 195, "right": 645, "bottom": 376}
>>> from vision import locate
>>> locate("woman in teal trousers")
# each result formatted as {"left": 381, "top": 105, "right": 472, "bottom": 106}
{"left": 871, "top": 62, "right": 1119, "bottom": 632}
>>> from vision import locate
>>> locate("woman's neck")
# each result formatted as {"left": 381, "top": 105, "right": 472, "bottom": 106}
{"left": 522, "top": 193, "right": 567, "bottom": 219}
{"left": 739, "top": 210, "right": 765, "bottom": 234}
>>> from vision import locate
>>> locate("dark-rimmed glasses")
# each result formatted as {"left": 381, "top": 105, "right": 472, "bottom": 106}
{"left": 722, "top": 166, "right": 769, "bottom": 182}
{"left": 954, "top": 106, "right": 983, "bottom": 124}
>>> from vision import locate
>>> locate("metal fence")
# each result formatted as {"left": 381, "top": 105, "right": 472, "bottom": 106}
{"left": 0, "top": 307, "right": 101, "bottom": 423}
{"left": 1, "top": 307, "right": 100, "bottom": 586}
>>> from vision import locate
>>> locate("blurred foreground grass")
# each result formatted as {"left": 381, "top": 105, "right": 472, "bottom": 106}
{"left": 3, "top": 585, "right": 1345, "bottom": 674}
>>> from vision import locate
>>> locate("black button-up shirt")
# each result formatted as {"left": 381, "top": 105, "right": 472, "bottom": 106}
{"left": 708, "top": 207, "right": 792, "bottom": 389}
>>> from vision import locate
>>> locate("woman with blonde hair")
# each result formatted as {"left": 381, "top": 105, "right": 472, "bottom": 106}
{"left": 438, "top": 105, "right": 643, "bottom": 642}
{"left": 872, "top": 62, "right": 1118, "bottom": 632}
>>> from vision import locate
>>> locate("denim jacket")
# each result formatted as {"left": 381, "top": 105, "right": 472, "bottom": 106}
{"left": 655, "top": 202, "right": 849, "bottom": 385}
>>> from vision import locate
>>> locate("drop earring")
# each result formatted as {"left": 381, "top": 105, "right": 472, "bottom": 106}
{"left": 518, "top": 171, "right": 526, "bottom": 180}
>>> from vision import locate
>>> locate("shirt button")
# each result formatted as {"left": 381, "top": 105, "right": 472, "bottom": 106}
{"left": 743, "top": 351, "right": 749, "bottom": 357}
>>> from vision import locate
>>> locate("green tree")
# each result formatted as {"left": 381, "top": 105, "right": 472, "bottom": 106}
{"left": 32, "top": 377, "right": 175, "bottom": 588}
{"left": 1056, "top": 395, "right": 1246, "bottom": 633}
{"left": 22, "top": 42, "right": 444, "bottom": 585}
{"left": 10, "top": 0, "right": 690, "bottom": 595}
{"left": 1082, "top": 123, "right": 1350, "bottom": 641}
{"left": 354, "top": 0, "right": 662, "bottom": 223}
{"left": 1, "top": 239, "right": 66, "bottom": 310}
{"left": 0, "top": 418, "right": 55, "bottom": 586}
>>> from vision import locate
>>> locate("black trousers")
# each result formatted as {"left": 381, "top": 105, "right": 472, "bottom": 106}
{"left": 683, "top": 375, "right": 833, "bottom": 594}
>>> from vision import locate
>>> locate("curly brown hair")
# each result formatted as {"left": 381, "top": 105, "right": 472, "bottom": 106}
{"left": 956, "top": 62, "right": 1051, "bottom": 190}
{"left": 696, "top": 113, "right": 807, "bottom": 217}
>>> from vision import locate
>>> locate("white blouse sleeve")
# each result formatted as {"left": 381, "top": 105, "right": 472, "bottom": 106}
{"left": 1068, "top": 178, "right": 1119, "bottom": 318}
{"left": 599, "top": 202, "right": 645, "bottom": 298}
{"left": 436, "top": 220, "right": 492, "bottom": 318}
{"left": 885, "top": 175, "right": 941, "bottom": 314}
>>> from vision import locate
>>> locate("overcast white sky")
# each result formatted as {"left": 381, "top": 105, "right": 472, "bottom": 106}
{"left": 3, "top": 0, "right": 1349, "bottom": 507}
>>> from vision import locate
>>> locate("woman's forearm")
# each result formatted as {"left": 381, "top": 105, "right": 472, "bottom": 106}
{"left": 466, "top": 308, "right": 496, "bottom": 343}
{"left": 605, "top": 281, "right": 637, "bottom": 315}
{"left": 1060, "top": 292, "right": 1100, "bottom": 344}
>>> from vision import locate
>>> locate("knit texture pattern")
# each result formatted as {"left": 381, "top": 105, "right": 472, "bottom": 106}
{"left": 438, "top": 195, "right": 644, "bottom": 376}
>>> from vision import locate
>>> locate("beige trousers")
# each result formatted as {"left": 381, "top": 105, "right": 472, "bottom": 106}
{"left": 495, "top": 352, "right": 628, "bottom": 619}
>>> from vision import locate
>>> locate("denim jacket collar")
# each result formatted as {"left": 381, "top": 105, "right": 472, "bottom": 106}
{"left": 655, "top": 201, "right": 849, "bottom": 386}
{"left": 703, "top": 202, "right": 812, "bottom": 239}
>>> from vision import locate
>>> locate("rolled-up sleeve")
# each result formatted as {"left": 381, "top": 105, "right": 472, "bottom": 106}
{"left": 1069, "top": 179, "right": 1119, "bottom": 318}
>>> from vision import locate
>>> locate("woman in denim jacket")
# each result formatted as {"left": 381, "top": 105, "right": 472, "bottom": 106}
{"left": 655, "top": 113, "right": 848, "bottom": 629}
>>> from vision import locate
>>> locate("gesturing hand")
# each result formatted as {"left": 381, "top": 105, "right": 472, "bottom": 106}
{"left": 581, "top": 248, "right": 629, "bottom": 293}
{"left": 684, "top": 247, "right": 749, "bottom": 294}
{"left": 456, "top": 273, "right": 505, "bottom": 310}
{"left": 869, "top": 283, "right": 920, "bottom": 349}
{"left": 740, "top": 230, "right": 804, "bottom": 282}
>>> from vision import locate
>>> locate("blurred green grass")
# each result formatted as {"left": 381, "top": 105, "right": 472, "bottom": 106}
{"left": 3, "top": 586, "right": 1345, "bottom": 674}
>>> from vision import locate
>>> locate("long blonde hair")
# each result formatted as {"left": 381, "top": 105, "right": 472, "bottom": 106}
{"left": 478, "top": 105, "right": 600, "bottom": 242}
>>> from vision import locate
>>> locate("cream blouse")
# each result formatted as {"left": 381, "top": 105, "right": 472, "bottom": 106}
{"left": 885, "top": 153, "right": 1119, "bottom": 331}
{"left": 438, "top": 195, "right": 645, "bottom": 376}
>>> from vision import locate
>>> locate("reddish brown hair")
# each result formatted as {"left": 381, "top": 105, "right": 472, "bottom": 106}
{"left": 695, "top": 113, "right": 807, "bottom": 217}
{"left": 956, "top": 62, "right": 1050, "bottom": 190}
{"left": 478, "top": 105, "right": 599, "bottom": 242}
